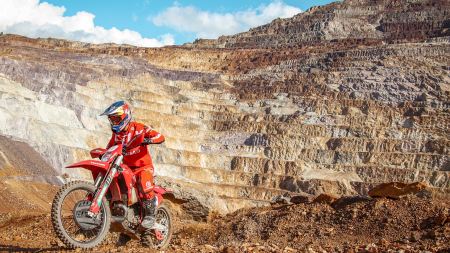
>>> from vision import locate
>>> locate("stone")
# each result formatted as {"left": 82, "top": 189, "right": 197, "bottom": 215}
{"left": 425, "top": 230, "right": 437, "bottom": 239}
{"left": 312, "top": 193, "right": 339, "bottom": 205}
{"left": 290, "top": 194, "right": 313, "bottom": 204}
{"left": 221, "top": 246, "right": 236, "bottom": 253}
{"left": 410, "top": 231, "right": 421, "bottom": 242}
{"left": 434, "top": 208, "right": 448, "bottom": 226}
{"left": 378, "top": 238, "right": 389, "bottom": 247}
{"left": 332, "top": 195, "right": 371, "bottom": 209}
{"left": 415, "top": 189, "right": 433, "bottom": 199}
{"left": 368, "top": 182, "right": 429, "bottom": 199}
{"left": 271, "top": 195, "right": 291, "bottom": 205}
{"left": 203, "top": 244, "right": 218, "bottom": 251}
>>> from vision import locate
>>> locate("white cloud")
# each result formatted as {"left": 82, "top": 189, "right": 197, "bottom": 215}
{"left": 151, "top": 0, "right": 301, "bottom": 39}
{"left": 0, "top": 0, "right": 174, "bottom": 47}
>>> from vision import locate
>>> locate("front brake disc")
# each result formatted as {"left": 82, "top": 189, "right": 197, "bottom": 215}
{"left": 73, "top": 200, "right": 101, "bottom": 230}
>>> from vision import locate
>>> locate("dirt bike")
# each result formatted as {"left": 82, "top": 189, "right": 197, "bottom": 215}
{"left": 51, "top": 133, "right": 173, "bottom": 249}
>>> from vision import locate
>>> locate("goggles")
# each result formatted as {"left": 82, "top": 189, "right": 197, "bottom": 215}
{"left": 108, "top": 114, "right": 123, "bottom": 125}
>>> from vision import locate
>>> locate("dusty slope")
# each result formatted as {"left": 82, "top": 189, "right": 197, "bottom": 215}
{"left": 0, "top": 135, "right": 59, "bottom": 214}
{"left": 0, "top": 194, "right": 448, "bottom": 252}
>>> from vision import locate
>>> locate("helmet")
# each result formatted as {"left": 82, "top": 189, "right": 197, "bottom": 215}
{"left": 100, "top": 101, "right": 132, "bottom": 133}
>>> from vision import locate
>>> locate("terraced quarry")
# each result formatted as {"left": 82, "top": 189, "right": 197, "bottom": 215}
{"left": 0, "top": 0, "right": 448, "bottom": 218}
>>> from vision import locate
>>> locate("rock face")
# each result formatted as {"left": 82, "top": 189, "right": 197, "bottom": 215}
{"left": 197, "top": 0, "right": 450, "bottom": 48}
{"left": 0, "top": 0, "right": 448, "bottom": 214}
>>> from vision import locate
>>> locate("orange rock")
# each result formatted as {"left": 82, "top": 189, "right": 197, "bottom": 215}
{"left": 312, "top": 193, "right": 339, "bottom": 204}
{"left": 368, "top": 182, "right": 428, "bottom": 199}
{"left": 434, "top": 208, "right": 448, "bottom": 226}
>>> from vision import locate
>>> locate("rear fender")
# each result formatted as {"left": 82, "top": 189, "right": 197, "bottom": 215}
{"left": 154, "top": 186, "right": 174, "bottom": 205}
{"left": 153, "top": 186, "right": 169, "bottom": 195}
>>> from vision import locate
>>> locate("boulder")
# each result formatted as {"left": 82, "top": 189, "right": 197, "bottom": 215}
{"left": 312, "top": 193, "right": 339, "bottom": 205}
{"left": 332, "top": 195, "right": 371, "bottom": 209}
{"left": 271, "top": 193, "right": 313, "bottom": 205}
{"left": 368, "top": 182, "right": 428, "bottom": 199}
{"left": 270, "top": 195, "right": 291, "bottom": 205}
{"left": 290, "top": 194, "right": 313, "bottom": 204}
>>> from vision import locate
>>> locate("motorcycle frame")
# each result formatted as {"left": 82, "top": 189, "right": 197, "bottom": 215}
{"left": 66, "top": 143, "right": 168, "bottom": 215}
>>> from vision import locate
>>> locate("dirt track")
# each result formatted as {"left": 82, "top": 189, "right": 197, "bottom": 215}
{"left": 0, "top": 194, "right": 448, "bottom": 253}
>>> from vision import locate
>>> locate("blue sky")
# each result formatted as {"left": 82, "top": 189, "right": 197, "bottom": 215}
{"left": 0, "top": 0, "right": 336, "bottom": 47}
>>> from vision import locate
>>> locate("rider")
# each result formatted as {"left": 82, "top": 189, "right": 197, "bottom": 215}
{"left": 100, "top": 101, "right": 165, "bottom": 234}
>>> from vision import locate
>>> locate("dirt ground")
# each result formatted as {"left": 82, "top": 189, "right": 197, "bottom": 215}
{"left": 0, "top": 193, "right": 448, "bottom": 253}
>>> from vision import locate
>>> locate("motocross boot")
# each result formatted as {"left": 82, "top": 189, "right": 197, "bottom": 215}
{"left": 141, "top": 197, "right": 157, "bottom": 229}
{"left": 116, "top": 233, "right": 131, "bottom": 246}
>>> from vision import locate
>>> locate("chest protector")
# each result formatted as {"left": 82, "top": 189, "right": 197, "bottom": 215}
{"left": 113, "top": 122, "right": 154, "bottom": 168}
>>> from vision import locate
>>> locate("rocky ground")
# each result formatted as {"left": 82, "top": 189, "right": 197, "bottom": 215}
{"left": 0, "top": 191, "right": 448, "bottom": 253}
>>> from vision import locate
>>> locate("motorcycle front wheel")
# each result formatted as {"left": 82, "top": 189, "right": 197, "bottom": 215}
{"left": 51, "top": 181, "right": 111, "bottom": 249}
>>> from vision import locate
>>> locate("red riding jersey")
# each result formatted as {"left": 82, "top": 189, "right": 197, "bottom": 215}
{"left": 106, "top": 121, "right": 165, "bottom": 168}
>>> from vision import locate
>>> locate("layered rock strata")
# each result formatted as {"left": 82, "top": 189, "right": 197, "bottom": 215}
{"left": 195, "top": 0, "right": 450, "bottom": 48}
{"left": 0, "top": 0, "right": 448, "bottom": 214}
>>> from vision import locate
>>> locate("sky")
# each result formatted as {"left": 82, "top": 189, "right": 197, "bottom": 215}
{"left": 0, "top": 0, "right": 336, "bottom": 47}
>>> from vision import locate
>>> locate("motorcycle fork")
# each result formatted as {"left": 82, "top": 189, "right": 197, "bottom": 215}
{"left": 88, "top": 155, "right": 123, "bottom": 215}
{"left": 85, "top": 172, "right": 103, "bottom": 202}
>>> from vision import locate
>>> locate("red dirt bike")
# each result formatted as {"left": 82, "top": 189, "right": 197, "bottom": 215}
{"left": 51, "top": 133, "right": 173, "bottom": 249}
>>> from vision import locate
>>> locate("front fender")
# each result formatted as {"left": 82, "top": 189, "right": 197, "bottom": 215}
{"left": 66, "top": 160, "right": 109, "bottom": 176}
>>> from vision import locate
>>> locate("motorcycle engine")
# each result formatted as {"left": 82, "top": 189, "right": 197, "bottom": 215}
{"left": 111, "top": 204, "right": 126, "bottom": 217}
{"left": 111, "top": 203, "right": 141, "bottom": 228}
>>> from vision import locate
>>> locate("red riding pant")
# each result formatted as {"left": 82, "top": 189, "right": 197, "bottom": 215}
{"left": 131, "top": 165, "right": 155, "bottom": 200}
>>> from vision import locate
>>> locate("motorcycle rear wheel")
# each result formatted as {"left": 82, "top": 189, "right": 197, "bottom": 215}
{"left": 51, "top": 181, "right": 111, "bottom": 249}
{"left": 141, "top": 203, "right": 173, "bottom": 249}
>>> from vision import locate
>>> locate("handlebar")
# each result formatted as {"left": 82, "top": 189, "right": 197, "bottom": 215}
{"left": 121, "top": 137, "right": 153, "bottom": 154}
{"left": 141, "top": 138, "right": 152, "bottom": 145}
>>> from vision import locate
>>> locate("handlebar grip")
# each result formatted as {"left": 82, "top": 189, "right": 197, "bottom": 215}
{"left": 142, "top": 138, "right": 152, "bottom": 145}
